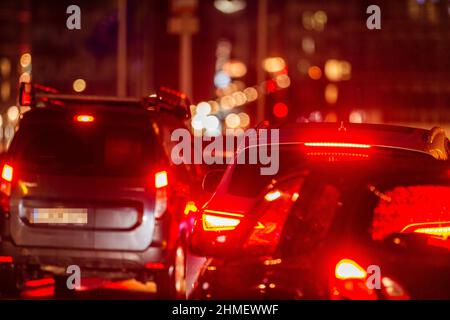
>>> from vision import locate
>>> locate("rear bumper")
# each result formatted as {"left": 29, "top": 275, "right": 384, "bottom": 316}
{"left": 0, "top": 239, "right": 169, "bottom": 276}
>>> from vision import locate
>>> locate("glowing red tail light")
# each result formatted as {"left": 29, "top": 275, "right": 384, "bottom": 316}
{"left": 304, "top": 142, "right": 371, "bottom": 149}
{"left": 335, "top": 259, "right": 367, "bottom": 280}
{"left": 0, "top": 256, "right": 13, "bottom": 263}
{"left": 74, "top": 114, "right": 95, "bottom": 123}
{"left": 154, "top": 170, "right": 169, "bottom": 219}
{"left": 402, "top": 222, "right": 450, "bottom": 239}
{"left": 202, "top": 210, "right": 244, "bottom": 232}
{"left": 303, "top": 142, "right": 371, "bottom": 161}
{"left": 154, "top": 170, "right": 168, "bottom": 189}
{"left": 1, "top": 164, "right": 13, "bottom": 182}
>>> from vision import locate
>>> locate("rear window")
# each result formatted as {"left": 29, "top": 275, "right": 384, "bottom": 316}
{"left": 371, "top": 185, "right": 450, "bottom": 240}
{"left": 9, "top": 124, "right": 161, "bottom": 177}
{"left": 278, "top": 169, "right": 450, "bottom": 256}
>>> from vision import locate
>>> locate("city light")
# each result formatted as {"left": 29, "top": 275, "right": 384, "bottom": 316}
{"left": 243, "top": 87, "right": 258, "bottom": 102}
{"left": 214, "top": 71, "right": 231, "bottom": 88}
{"left": 7, "top": 106, "right": 19, "bottom": 122}
{"left": 325, "top": 83, "right": 339, "bottom": 104}
{"left": 263, "top": 57, "right": 286, "bottom": 73}
{"left": 214, "top": 0, "right": 246, "bottom": 14}
{"left": 196, "top": 102, "right": 211, "bottom": 115}
{"left": 19, "top": 72, "right": 31, "bottom": 83}
{"left": 238, "top": 112, "right": 250, "bottom": 127}
{"left": 308, "top": 66, "right": 322, "bottom": 80}
{"left": 225, "top": 113, "right": 240, "bottom": 129}
{"left": 73, "top": 79, "right": 86, "bottom": 92}
{"left": 273, "top": 102, "right": 288, "bottom": 118}
{"left": 20, "top": 53, "right": 32, "bottom": 68}
{"left": 223, "top": 60, "right": 247, "bottom": 78}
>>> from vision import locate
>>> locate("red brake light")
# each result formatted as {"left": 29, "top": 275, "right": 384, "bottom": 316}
{"left": 74, "top": 114, "right": 95, "bottom": 123}
{"left": 303, "top": 142, "right": 371, "bottom": 161}
{"left": 335, "top": 259, "right": 367, "bottom": 280}
{"left": 304, "top": 142, "right": 371, "bottom": 149}
{"left": 202, "top": 210, "right": 243, "bottom": 231}
{"left": 402, "top": 222, "right": 450, "bottom": 239}
{"left": 1, "top": 164, "right": 13, "bottom": 182}
{"left": 154, "top": 170, "right": 168, "bottom": 189}
{"left": 0, "top": 256, "right": 13, "bottom": 263}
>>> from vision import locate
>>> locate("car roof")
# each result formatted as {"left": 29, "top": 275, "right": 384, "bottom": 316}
{"left": 238, "top": 122, "right": 449, "bottom": 160}
{"left": 19, "top": 104, "right": 156, "bottom": 128}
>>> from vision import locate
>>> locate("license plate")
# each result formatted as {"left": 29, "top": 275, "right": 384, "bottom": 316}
{"left": 30, "top": 208, "right": 88, "bottom": 224}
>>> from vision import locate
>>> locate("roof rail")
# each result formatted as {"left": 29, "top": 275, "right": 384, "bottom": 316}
{"left": 18, "top": 82, "right": 191, "bottom": 119}
{"left": 425, "top": 127, "right": 449, "bottom": 160}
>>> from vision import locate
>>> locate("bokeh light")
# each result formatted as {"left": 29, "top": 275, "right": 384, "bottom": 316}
{"left": 73, "top": 79, "right": 86, "bottom": 92}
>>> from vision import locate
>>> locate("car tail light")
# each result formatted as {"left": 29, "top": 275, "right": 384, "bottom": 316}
{"left": 304, "top": 142, "right": 371, "bottom": 149}
{"left": 74, "top": 114, "right": 95, "bottom": 123}
{"left": 202, "top": 210, "right": 244, "bottom": 231}
{"left": 0, "top": 256, "right": 13, "bottom": 263}
{"left": 154, "top": 170, "right": 168, "bottom": 189}
{"left": 330, "top": 258, "right": 377, "bottom": 300}
{"left": 1, "top": 164, "right": 13, "bottom": 183}
{"left": 303, "top": 142, "right": 371, "bottom": 161}
{"left": 335, "top": 259, "right": 367, "bottom": 280}
{"left": 1, "top": 163, "right": 14, "bottom": 214}
{"left": 402, "top": 222, "right": 450, "bottom": 239}
{"left": 154, "top": 170, "right": 169, "bottom": 219}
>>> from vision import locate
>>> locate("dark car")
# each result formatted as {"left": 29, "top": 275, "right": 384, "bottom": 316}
{"left": 191, "top": 122, "right": 449, "bottom": 256}
{"left": 0, "top": 85, "right": 202, "bottom": 298}
{"left": 190, "top": 145, "right": 450, "bottom": 299}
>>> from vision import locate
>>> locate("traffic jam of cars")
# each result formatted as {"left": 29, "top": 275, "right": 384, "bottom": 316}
{"left": 0, "top": 83, "right": 449, "bottom": 301}
{"left": 0, "top": 0, "right": 450, "bottom": 307}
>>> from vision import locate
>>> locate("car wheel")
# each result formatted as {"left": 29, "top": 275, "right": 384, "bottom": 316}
{"left": 156, "top": 241, "right": 187, "bottom": 299}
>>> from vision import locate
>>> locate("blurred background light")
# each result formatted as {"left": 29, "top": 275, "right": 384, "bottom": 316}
{"left": 223, "top": 60, "right": 247, "bottom": 78}
{"left": 301, "top": 37, "right": 315, "bottom": 55}
{"left": 196, "top": 101, "right": 211, "bottom": 115}
{"left": 309, "top": 111, "right": 323, "bottom": 122}
{"left": 325, "top": 83, "right": 339, "bottom": 104}
{"left": 220, "top": 95, "right": 236, "bottom": 109}
{"left": 19, "top": 72, "right": 31, "bottom": 83}
{"left": 214, "top": 0, "right": 246, "bottom": 14}
{"left": 276, "top": 74, "right": 291, "bottom": 89}
{"left": 204, "top": 115, "right": 220, "bottom": 130}
{"left": 349, "top": 110, "right": 366, "bottom": 123}
{"left": 225, "top": 113, "right": 240, "bottom": 129}
{"left": 214, "top": 71, "right": 231, "bottom": 88}
{"left": 232, "top": 91, "right": 247, "bottom": 106}
{"left": 20, "top": 53, "right": 32, "bottom": 68}
{"left": 273, "top": 102, "right": 288, "bottom": 118}
{"left": 7, "top": 105, "right": 20, "bottom": 122}
{"left": 308, "top": 66, "right": 322, "bottom": 80}
{"left": 238, "top": 112, "right": 250, "bottom": 128}
{"left": 0, "top": 58, "right": 11, "bottom": 78}
{"left": 243, "top": 87, "right": 258, "bottom": 102}
{"left": 262, "top": 57, "right": 286, "bottom": 73}
{"left": 73, "top": 79, "right": 86, "bottom": 92}
{"left": 191, "top": 114, "right": 204, "bottom": 130}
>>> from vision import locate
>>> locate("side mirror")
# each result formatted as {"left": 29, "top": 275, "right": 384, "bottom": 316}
{"left": 202, "top": 169, "right": 225, "bottom": 193}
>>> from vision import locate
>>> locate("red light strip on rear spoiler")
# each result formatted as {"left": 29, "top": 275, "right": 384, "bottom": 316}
{"left": 304, "top": 142, "right": 371, "bottom": 149}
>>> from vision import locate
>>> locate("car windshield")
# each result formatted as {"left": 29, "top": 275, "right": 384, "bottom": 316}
{"left": 9, "top": 123, "right": 160, "bottom": 177}
{"left": 279, "top": 164, "right": 450, "bottom": 257}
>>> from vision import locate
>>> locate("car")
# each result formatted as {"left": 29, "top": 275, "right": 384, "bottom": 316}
{"left": 0, "top": 83, "right": 203, "bottom": 298}
{"left": 189, "top": 122, "right": 449, "bottom": 256}
{"left": 190, "top": 145, "right": 450, "bottom": 299}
